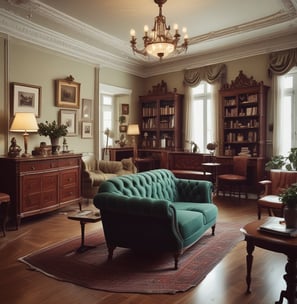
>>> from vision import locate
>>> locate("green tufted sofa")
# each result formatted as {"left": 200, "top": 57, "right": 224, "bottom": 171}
{"left": 93, "top": 169, "right": 218, "bottom": 269}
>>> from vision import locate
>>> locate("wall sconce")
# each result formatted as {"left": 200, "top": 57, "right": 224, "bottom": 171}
{"left": 127, "top": 123, "right": 140, "bottom": 159}
{"left": 10, "top": 112, "right": 38, "bottom": 157}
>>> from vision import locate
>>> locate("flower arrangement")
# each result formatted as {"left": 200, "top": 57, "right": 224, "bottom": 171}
{"left": 38, "top": 120, "right": 68, "bottom": 139}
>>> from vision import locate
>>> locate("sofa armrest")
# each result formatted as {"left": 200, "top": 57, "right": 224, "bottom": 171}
{"left": 175, "top": 179, "right": 213, "bottom": 203}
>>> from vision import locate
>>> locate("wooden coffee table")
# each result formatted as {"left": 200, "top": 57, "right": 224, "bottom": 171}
{"left": 241, "top": 217, "right": 297, "bottom": 304}
{"left": 68, "top": 210, "right": 101, "bottom": 253}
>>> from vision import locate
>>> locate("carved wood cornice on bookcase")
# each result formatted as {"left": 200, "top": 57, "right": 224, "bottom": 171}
{"left": 221, "top": 70, "right": 263, "bottom": 90}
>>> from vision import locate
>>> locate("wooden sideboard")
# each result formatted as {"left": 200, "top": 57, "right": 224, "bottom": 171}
{"left": 0, "top": 153, "right": 82, "bottom": 227}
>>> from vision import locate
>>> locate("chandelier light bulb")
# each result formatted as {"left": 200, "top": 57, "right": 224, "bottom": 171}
{"left": 130, "top": 29, "right": 136, "bottom": 37}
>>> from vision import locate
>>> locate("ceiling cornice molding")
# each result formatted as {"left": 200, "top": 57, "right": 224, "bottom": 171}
{"left": 0, "top": 9, "right": 145, "bottom": 77}
{"left": 1, "top": 1, "right": 297, "bottom": 78}
{"left": 7, "top": 0, "right": 297, "bottom": 62}
{"left": 7, "top": 0, "right": 131, "bottom": 56}
{"left": 143, "top": 32, "right": 297, "bottom": 77}
{"left": 189, "top": 5, "right": 297, "bottom": 45}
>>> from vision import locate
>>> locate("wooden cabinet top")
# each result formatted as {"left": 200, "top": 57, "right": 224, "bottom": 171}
{"left": 0, "top": 153, "right": 82, "bottom": 163}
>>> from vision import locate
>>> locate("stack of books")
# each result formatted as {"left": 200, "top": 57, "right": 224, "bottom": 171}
{"left": 238, "top": 147, "right": 251, "bottom": 157}
{"left": 259, "top": 217, "right": 297, "bottom": 237}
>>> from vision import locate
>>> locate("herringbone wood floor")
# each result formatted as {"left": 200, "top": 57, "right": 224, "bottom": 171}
{"left": 0, "top": 196, "right": 287, "bottom": 304}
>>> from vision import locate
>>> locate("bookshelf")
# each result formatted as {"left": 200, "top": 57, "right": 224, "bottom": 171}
{"left": 139, "top": 83, "right": 183, "bottom": 150}
{"left": 219, "top": 71, "right": 269, "bottom": 157}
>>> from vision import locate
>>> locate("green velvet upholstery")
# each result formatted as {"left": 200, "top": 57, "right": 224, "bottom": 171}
{"left": 93, "top": 169, "right": 218, "bottom": 269}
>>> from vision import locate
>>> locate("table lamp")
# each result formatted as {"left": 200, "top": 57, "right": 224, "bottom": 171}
{"left": 127, "top": 123, "right": 140, "bottom": 159}
{"left": 10, "top": 112, "right": 38, "bottom": 157}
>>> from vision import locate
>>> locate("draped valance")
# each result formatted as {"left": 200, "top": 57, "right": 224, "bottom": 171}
{"left": 268, "top": 48, "right": 297, "bottom": 76}
{"left": 184, "top": 63, "right": 226, "bottom": 87}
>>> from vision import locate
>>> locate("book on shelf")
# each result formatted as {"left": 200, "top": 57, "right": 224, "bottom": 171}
{"left": 259, "top": 217, "right": 297, "bottom": 237}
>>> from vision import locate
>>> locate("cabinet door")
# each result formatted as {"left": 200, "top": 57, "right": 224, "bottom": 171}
{"left": 41, "top": 172, "right": 59, "bottom": 209}
{"left": 60, "top": 169, "right": 79, "bottom": 202}
{"left": 21, "top": 175, "right": 42, "bottom": 212}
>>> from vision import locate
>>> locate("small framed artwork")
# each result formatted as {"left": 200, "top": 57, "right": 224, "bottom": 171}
{"left": 59, "top": 109, "right": 77, "bottom": 136}
{"left": 81, "top": 98, "right": 92, "bottom": 120}
{"left": 82, "top": 121, "right": 93, "bottom": 138}
{"left": 55, "top": 79, "right": 80, "bottom": 108}
{"left": 121, "top": 104, "right": 129, "bottom": 115}
{"left": 119, "top": 125, "right": 127, "bottom": 133}
{"left": 11, "top": 82, "right": 41, "bottom": 117}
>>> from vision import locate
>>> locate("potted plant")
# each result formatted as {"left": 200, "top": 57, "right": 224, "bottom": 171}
{"left": 279, "top": 183, "right": 297, "bottom": 228}
{"left": 285, "top": 148, "right": 297, "bottom": 171}
{"left": 38, "top": 120, "right": 68, "bottom": 154}
{"left": 265, "top": 155, "right": 286, "bottom": 171}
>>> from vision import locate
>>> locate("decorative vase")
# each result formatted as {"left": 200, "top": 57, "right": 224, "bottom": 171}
{"left": 284, "top": 206, "right": 297, "bottom": 229}
{"left": 50, "top": 137, "right": 60, "bottom": 155}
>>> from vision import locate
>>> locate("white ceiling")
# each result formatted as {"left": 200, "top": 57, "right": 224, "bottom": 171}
{"left": 1, "top": 0, "right": 297, "bottom": 77}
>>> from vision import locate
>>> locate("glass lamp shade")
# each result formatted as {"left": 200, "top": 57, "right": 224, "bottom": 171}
{"left": 146, "top": 42, "right": 175, "bottom": 59}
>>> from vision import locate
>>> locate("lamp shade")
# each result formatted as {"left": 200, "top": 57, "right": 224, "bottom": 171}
{"left": 10, "top": 112, "right": 38, "bottom": 132}
{"left": 127, "top": 124, "right": 140, "bottom": 136}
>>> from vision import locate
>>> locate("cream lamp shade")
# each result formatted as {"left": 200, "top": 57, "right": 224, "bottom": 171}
{"left": 127, "top": 124, "right": 140, "bottom": 136}
{"left": 127, "top": 124, "right": 140, "bottom": 160}
{"left": 10, "top": 112, "right": 38, "bottom": 157}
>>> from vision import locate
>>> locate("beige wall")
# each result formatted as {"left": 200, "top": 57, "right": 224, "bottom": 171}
{"left": 0, "top": 35, "right": 274, "bottom": 157}
{"left": 0, "top": 38, "right": 144, "bottom": 157}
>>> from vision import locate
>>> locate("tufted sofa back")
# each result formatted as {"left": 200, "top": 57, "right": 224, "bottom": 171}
{"left": 98, "top": 169, "right": 178, "bottom": 202}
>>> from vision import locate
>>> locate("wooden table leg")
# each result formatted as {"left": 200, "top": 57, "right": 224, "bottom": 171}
{"left": 76, "top": 220, "right": 96, "bottom": 253}
{"left": 245, "top": 239, "right": 255, "bottom": 294}
{"left": 276, "top": 254, "right": 297, "bottom": 304}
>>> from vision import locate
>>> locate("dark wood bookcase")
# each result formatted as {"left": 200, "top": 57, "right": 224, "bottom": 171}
{"left": 139, "top": 86, "right": 183, "bottom": 151}
{"left": 219, "top": 71, "right": 269, "bottom": 157}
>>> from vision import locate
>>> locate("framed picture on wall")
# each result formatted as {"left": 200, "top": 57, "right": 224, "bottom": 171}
{"left": 59, "top": 109, "right": 77, "bottom": 136}
{"left": 121, "top": 104, "right": 129, "bottom": 115}
{"left": 81, "top": 121, "right": 93, "bottom": 138}
{"left": 11, "top": 82, "right": 41, "bottom": 117}
{"left": 119, "top": 125, "right": 127, "bottom": 133}
{"left": 55, "top": 78, "right": 80, "bottom": 108}
{"left": 81, "top": 98, "right": 92, "bottom": 120}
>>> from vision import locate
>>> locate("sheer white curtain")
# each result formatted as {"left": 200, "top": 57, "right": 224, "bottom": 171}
{"left": 272, "top": 75, "right": 287, "bottom": 156}
{"left": 184, "top": 85, "right": 192, "bottom": 151}
{"left": 183, "top": 64, "right": 226, "bottom": 152}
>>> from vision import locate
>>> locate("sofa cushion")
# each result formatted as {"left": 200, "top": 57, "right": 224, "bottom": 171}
{"left": 174, "top": 202, "right": 218, "bottom": 224}
{"left": 176, "top": 210, "right": 204, "bottom": 240}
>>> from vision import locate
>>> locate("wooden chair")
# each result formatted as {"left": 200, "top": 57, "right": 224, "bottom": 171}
{"left": 257, "top": 170, "right": 297, "bottom": 219}
{"left": 217, "top": 156, "right": 248, "bottom": 199}
{"left": 0, "top": 192, "right": 10, "bottom": 237}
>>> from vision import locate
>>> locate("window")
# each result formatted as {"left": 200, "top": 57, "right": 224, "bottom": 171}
{"left": 189, "top": 81, "right": 214, "bottom": 153}
{"left": 278, "top": 67, "right": 297, "bottom": 155}
{"left": 101, "top": 94, "right": 114, "bottom": 148}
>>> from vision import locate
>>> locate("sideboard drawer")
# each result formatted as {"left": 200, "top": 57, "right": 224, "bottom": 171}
{"left": 58, "top": 157, "right": 80, "bottom": 168}
{"left": 60, "top": 186, "right": 79, "bottom": 202}
{"left": 60, "top": 169, "right": 78, "bottom": 187}
{"left": 20, "top": 160, "right": 59, "bottom": 172}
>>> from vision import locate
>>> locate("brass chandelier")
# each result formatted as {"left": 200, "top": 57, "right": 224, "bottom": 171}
{"left": 130, "top": 0, "right": 188, "bottom": 60}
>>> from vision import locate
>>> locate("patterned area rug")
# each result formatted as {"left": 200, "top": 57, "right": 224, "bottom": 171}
{"left": 19, "top": 222, "right": 243, "bottom": 294}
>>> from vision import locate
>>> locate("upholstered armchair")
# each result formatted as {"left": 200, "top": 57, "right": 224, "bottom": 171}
{"left": 81, "top": 155, "right": 137, "bottom": 199}
{"left": 257, "top": 170, "right": 297, "bottom": 219}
